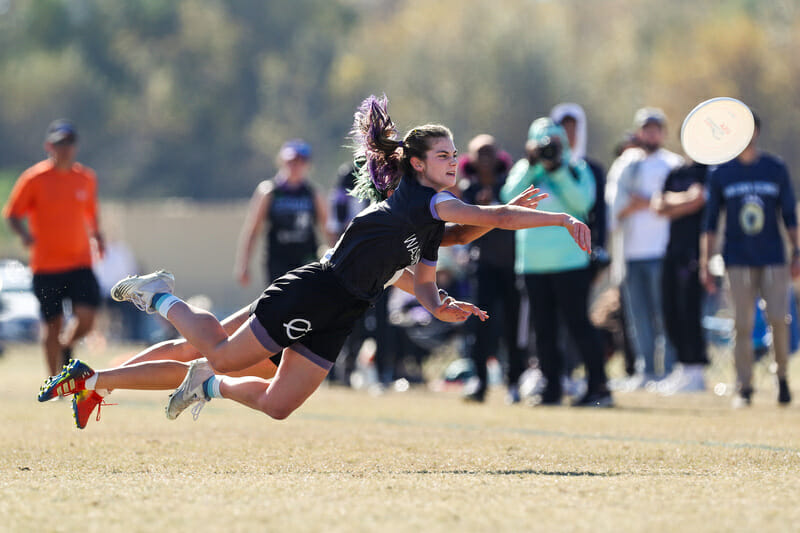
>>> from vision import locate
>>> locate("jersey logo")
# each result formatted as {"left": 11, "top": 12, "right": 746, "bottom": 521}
{"left": 283, "top": 318, "right": 312, "bottom": 340}
{"left": 739, "top": 195, "right": 765, "bottom": 236}
{"left": 404, "top": 234, "right": 421, "bottom": 264}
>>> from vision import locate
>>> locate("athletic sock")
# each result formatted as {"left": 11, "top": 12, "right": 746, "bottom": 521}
{"left": 203, "top": 375, "right": 223, "bottom": 400}
{"left": 84, "top": 374, "right": 98, "bottom": 390}
{"left": 152, "top": 293, "right": 182, "bottom": 319}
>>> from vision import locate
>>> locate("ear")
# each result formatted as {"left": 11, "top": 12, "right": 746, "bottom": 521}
{"left": 410, "top": 156, "right": 425, "bottom": 173}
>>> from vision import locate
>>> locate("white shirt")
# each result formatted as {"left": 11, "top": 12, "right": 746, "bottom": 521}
{"left": 611, "top": 148, "right": 683, "bottom": 261}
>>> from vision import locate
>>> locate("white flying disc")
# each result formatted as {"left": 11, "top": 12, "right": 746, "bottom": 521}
{"left": 680, "top": 97, "right": 754, "bottom": 165}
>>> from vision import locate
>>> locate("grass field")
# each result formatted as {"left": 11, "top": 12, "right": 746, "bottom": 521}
{"left": 3, "top": 341, "right": 800, "bottom": 533}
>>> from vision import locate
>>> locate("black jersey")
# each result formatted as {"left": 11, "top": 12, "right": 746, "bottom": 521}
{"left": 324, "top": 176, "right": 455, "bottom": 302}
{"left": 267, "top": 180, "right": 319, "bottom": 273}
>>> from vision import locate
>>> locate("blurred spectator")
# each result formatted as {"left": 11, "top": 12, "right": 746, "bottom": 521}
{"left": 550, "top": 103, "right": 609, "bottom": 395}
{"left": 651, "top": 160, "right": 709, "bottom": 393}
{"left": 385, "top": 247, "right": 469, "bottom": 384}
{"left": 234, "top": 139, "right": 328, "bottom": 286}
{"left": 457, "top": 134, "right": 526, "bottom": 404}
{"left": 502, "top": 118, "right": 612, "bottom": 407}
{"left": 609, "top": 108, "right": 683, "bottom": 385}
{"left": 550, "top": 103, "right": 608, "bottom": 262}
{"left": 700, "top": 112, "right": 799, "bottom": 407}
{"left": 2, "top": 119, "right": 104, "bottom": 376}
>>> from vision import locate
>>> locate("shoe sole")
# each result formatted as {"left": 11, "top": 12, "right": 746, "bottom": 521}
{"left": 110, "top": 271, "right": 175, "bottom": 311}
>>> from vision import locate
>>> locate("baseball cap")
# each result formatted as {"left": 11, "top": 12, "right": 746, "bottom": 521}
{"left": 633, "top": 107, "right": 667, "bottom": 129}
{"left": 279, "top": 139, "right": 312, "bottom": 161}
{"left": 45, "top": 119, "right": 78, "bottom": 145}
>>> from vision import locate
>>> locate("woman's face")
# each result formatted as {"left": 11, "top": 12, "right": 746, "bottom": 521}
{"left": 283, "top": 157, "right": 310, "bottom": 181}
{"left": 415, "top": 136, "right": 458, "bottom": 191}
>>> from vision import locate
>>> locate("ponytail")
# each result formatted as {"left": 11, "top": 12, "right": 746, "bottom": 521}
{"left": 350, "top": 94, "right": 452, "bottom": 203}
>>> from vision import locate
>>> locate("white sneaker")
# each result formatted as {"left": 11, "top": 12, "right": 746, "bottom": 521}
{"left": 659, "top": 365, "right": 706, "bottom": 395}
{"left": 166, "top": 358, "right": 214, "bottom": 420}
{"left": 110, "top": 270, "right": 175, "bottom": 314}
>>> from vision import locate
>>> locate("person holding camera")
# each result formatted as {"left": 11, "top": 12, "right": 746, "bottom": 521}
{"left": 501, "top": 118, "right": 612, "bottom": 407}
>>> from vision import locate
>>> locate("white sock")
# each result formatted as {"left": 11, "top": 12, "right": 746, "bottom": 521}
{"left": 154, "top": 294, "right": 183, "bottom": 319}
{"left": 96, "top": 388, "right": 110, "bottom": 397}
{"left": 205, "top": 375, "right": 224, "bottom": 399}
{"left": 84, "top": 374, "right": 98, "bottom": 390}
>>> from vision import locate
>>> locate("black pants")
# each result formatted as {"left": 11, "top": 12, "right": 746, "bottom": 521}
{"left": 467, "top": 266, "right": 525, "bottom": 394}
{"left": 525, "top": 268, "right": 608, "bottom": 400}
{"left": 661, "top": 255, "right": 708, "bottom": 366}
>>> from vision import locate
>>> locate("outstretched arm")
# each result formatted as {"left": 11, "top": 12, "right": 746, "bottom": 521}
{"left": 440, "top": 186, "right": 547, "bottom": 246}
{"left": 435, "top": 197, "right": 591, "bottom": 253}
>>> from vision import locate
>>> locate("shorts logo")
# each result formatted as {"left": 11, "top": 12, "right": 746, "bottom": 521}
{"left": 283, "top": 318, "right": 312, "bottom": 340}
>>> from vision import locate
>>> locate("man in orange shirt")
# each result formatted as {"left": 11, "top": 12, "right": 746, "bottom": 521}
{"left": 3, "top": 120, "right": 105, "bottom": 376}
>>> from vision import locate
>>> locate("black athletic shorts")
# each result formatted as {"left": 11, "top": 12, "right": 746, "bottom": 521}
{"left": 249, "top": 262, "right": 370, "bottom": 371}
{"left": 32, "top": 267, "right": 101, "bottom": 321}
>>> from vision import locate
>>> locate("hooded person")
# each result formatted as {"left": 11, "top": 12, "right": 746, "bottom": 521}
{"left": 550, "top": 103, "right": 608, "bottom": 261}
{"left": 501, "top": 117, "right": 612, "bottom": 407}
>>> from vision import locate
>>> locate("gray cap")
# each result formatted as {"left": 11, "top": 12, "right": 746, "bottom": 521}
{"left": 633, "top": 107, "right": 666, "bottom": 129}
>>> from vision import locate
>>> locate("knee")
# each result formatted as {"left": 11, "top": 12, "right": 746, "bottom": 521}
{"left": 206, "top": 357, "right": 237, "bottom": 375}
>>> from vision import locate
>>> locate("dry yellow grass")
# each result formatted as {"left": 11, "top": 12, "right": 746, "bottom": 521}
{"left": 2, "top": 342, "right": 800, "bottom": 533}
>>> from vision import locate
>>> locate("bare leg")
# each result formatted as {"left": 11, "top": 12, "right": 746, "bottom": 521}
{"left": 119, "top": 305, "right": 277, "bottom": 379}
{"left": 43, "top": 316, "right": 63, "bottom": 376}
{"left": 164, "top": 302, "right": 271, "bottom": 373}
{"left": 62, "top": 304, "right": 96, "bottom": 351}
{"left": 218, "top": 347, "right": 329, "bottom": 420}
{"left": 95, "top": 360, "right": 191, "bottom": 390}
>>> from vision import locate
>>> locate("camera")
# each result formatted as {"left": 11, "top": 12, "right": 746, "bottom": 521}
{"left": 537, "top": 136, "right": 562, "bottom": 163}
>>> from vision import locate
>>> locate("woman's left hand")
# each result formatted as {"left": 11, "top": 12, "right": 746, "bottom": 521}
{"left": 508, "top": 186, "right": 548, "bottom": 210}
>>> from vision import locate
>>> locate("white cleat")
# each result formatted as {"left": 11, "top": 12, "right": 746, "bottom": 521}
{"left": 166, "top": 358, "right": 214, "bottom": 421}
{"left": 110, "top": 270, "right": 175, "bottom": 314}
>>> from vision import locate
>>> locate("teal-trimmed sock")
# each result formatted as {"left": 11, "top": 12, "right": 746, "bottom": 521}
{"left": 203, "top": 376, "right": 222, "bottom": 400}
{"left": 152, "top": 292, "right": 171, "bottom": 309}
{"left": 152, "top": 293, "right": 182, "bottom": 318}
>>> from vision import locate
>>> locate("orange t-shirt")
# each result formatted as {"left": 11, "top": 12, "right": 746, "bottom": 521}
{"left": 3, "top": 159, "right": 100, "bottom": 274}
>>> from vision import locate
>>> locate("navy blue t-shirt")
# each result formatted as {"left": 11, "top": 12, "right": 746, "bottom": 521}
{"left": 664, "top": 162, "right": 708, "bottom": 260}
{"left": 704, "top": 153, "right": 797, "bottom": 266}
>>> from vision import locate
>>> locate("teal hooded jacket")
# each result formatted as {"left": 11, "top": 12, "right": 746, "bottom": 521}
{"left": 500, "top": 118, "right": 596, "bottom": 274}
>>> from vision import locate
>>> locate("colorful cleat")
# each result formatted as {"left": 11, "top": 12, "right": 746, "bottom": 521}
{"left": 38, "top": 359, "right": 95, "bottom": 402}
{"left": 72, "top": 390, "right": 115, "bottom": 429}
{"left": 166, "top": 358, "right": 214, "bottom": 421}
{"left": 110, "top": 270, "right": 175, "bottom": 314}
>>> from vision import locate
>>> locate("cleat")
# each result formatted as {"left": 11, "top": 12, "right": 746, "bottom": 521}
{"left": 72, "top": 390, "right": 115, "bottom": 429}
{"left": 38, "top": 359, "right": 95, "bottom": 402}
{"left": 110, "top": 270, "right": 175, "bottom": 314}
{"left": 166, "top": 358, "right": 214, "bottom": 421}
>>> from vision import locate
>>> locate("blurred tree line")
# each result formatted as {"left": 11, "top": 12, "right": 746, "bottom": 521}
{"left": 0, "top": 0, "right": 798, "bottom": 200}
